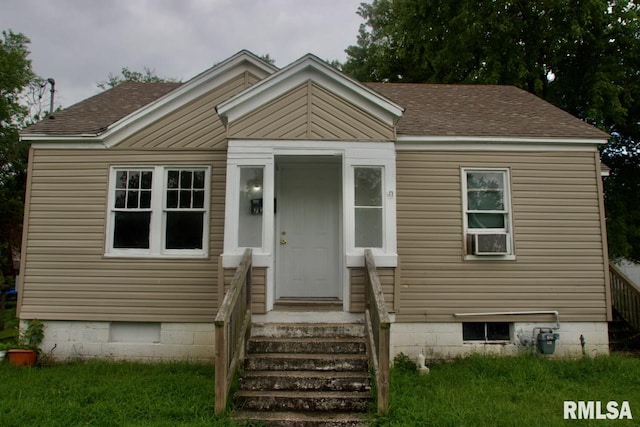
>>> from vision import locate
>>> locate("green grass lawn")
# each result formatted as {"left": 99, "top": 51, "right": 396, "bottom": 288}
{"left": 377, "top": 354, "right": 640, "bottom": 426}
{"left": 0, "top": 303, "right": 19, "bottom": 341}
{"left": 0, "top": 361, "right": 235, "bottom": 426}
{"left": 0, "top": 354, "right": 638, "bottom": 426}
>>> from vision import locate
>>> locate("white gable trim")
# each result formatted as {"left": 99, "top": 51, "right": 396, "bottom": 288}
{"left": 23, "top": 51, "right": 278, "bottom": 148}
{"left": 100, "top": 51, "right": 277, "bottom": 148}
{"left": 217, "top": 54, "right": 404, "bottom": 127}
{"left": 103, "top": 50, "right": 277, "bottom": 148}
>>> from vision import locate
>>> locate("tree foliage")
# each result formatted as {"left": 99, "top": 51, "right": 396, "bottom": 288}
{"left": 344, "top": 0, "right": 640, "bottom": 261}
{"left": 0, "top": 30, "right": 36, "bottom": 281}
{"left": 97, "top": 66, "right": 178, "bottom": 90}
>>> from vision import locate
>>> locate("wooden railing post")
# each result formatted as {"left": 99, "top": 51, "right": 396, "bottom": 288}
{"left": 214, "top": 321, "right": 227, "bottom": 413}
{"left": 214, "top": 248, "right": 252, "bottom": 415}
{"left": 363, "top": 249, "right": 391, "bottom": 415}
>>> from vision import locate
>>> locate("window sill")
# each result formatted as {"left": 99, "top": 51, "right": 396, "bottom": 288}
{"left": 104, "top": 252, "right": 209, "bottom": 260}
{"left": 464, "top": 254, "right": 516, "bottom": 261}
{"left": 346, "top": 253, "right": 397, "bottom": 268}
{"left": 221, "top": 251, "right": 271, "bottom": 268}
{"left": 463, "top": 341, "right": 513, "bottom": 345}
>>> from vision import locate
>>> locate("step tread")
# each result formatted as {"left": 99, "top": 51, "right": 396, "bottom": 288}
{"left": 242, "top": 370, "right": 370, "bottom": 379}
{"left": 252, "top": 322, "right": 365, "bottom": 327}
{"left": 250, "top": 336, "right": 366, "bottom": 343}
{"left": 248, "top": 353, "right": 367, "bottom": 360}
{"left": 236, "top": 390, "right": 372, "bottom": 399}
{"left": 234, "top": 410, "right": 369, "bottom": 423}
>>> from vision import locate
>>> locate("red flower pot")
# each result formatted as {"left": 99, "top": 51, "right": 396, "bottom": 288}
{"left": 7, "top": 349, "right": 37, "bottom": 366}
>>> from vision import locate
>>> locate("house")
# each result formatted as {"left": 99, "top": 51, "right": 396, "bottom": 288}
{"left": 18, "top": 51, "right": 611, "bottom": 362}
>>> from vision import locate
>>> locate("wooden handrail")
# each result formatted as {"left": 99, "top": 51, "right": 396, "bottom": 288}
{"left": 363, "top": 249, "right": 391, "bottom": 414}
{"left": 214, "top": 248, "right": 252, "bottom": 414}
{"left": 610, "top": 263, "right": 640, "bottom": 332}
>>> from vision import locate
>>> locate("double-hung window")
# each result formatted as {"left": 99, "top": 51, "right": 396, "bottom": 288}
{"left": 112, "top": 169, "right": 153, "bottom": 250}
{"left": 462, "top": 168, "right": 514, "bottom": 258}
{"left": 354, "top": 167, "right": 384, "bottom": 248}
{"left": 107, "top": 166, "right": 210, "bottom": 257}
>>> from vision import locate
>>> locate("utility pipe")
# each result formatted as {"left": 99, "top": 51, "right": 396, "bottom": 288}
{"left": 453, "top": 310, "right": 560, "bottom": 330}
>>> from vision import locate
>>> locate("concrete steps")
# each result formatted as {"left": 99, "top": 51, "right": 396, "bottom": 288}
{"left": 234, "top": 321, "right": 372, "bottom": 426}
{"left": 236, "top": 411, "right": 369, "bottom": 427}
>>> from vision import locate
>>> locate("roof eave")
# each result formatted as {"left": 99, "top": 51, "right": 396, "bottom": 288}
{"left": 21, "top": 133, "right": 106, "bottom": 149}
{"left": 395, "top": 135, "right": 608, "bottom": 152}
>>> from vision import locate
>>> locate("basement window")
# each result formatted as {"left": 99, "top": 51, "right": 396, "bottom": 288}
{"left": 463, "top": 322, "right": 511, "bottom": 342}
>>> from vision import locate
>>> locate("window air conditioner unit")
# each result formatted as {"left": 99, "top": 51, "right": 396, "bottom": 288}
{"left": 472, "top": 233, "right": 508, "bottom": 255}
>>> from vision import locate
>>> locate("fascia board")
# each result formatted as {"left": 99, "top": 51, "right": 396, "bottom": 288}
{"left": 21, "top": 134, "right": 106, "bottom": 150}
{"left": 30, "top": 141, "right": 107, "bottom": 149}
{"left": 21, "top": 134, "right": 101, "bottom": 141}
{"left": 100, "top": 52, "right": 277, "bottom": 148}
{"left": 396, "top": 135, "right": 607, "bottom": 146}
{"left": 217, "top": 55, "right": 404, "bottom": 126}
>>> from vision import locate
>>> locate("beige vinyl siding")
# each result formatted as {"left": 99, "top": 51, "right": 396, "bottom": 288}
{"left": 118, "top": 71, "right": 261, "bottom": 150}
{"left": 349, "top": 267, "right": 395, "bottom": 313}
{"left": 222, "top": 267, "right": 266, "bottom": 314}
{"left": 20, "top": 149, "right": 227, "bottom": 322}
{"left": 229, "top": 81, "right": 395, "bottom": 141}
{"left": 395, "top": 150, "right": 608, "bottom": 323}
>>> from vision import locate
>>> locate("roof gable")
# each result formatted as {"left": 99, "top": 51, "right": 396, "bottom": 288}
{"left": 22, "top": 50, "right": 278, "bottom": 146}
{"left": 227, "top": 80, "right": 395, "bottom": 141}
{"left": 217, "top": 54, "right": 404, "bottom": 129}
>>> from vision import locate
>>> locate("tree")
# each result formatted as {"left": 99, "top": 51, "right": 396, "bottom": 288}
{"left": 343, "top": 0, "right": 640, "bottom": 262}
{"left": 97, "top": 66, "right": 178, "bottom": 90}
{"left": 259, "top": 54, "right": 276, "bottom": 65}
{"left": 0, "top": 30, "right": 36, "bottom": 282}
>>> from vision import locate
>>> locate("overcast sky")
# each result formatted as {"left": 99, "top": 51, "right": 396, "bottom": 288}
{"left": 0, "top": 0, "right": 364, "bottom": 108}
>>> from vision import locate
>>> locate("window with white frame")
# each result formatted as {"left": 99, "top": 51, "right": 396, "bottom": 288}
{"left": 237, "top": 166, "right": 264, "bottom": 248}
{"left": 462, "top": 168, "right": 513, "bottom": 257}
{"left": 107, "top": 166, "right": 210, "bottom": 257}
{"left": 354, "top": 166, "right": 383, "bottom": 248}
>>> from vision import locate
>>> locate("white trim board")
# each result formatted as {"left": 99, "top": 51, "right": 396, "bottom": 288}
{"left": 396, "top": 136, "right": 605, "bottom": 151}
{"left": 23, "top": 51, "right": 277, "bottom": 148}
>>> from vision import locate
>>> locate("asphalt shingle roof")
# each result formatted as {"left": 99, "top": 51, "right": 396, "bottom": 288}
{"left": 364, "top": 82, "right": 608, "bottom": 139}
{"left": 23, "top": 81, "right": 182, "bottom": 135}
{"left": 22, "top": 80, "right": 608, "bottom": 140}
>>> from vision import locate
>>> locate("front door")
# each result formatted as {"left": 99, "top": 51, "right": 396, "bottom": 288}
{"left": 275, "top": 160, "right": 341, "bottom": 300}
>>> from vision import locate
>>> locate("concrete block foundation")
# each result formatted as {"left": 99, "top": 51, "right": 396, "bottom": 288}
{"left": 390, "top": 321, "right": 609, "bottom": 363}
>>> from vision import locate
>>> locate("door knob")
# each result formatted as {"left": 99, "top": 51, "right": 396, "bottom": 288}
{"left": 280, "top": 239, "right": 287, "bottom": 245}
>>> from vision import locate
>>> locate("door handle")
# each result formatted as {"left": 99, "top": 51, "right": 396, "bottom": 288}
{"left": 280, "top": 239, "right": 287, "bottom": 245}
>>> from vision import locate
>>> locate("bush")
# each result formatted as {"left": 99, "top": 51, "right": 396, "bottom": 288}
{"left": 393, "top": 352, "right": 417, "bottom": 373}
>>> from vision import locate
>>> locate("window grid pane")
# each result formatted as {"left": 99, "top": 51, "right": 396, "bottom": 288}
{"left": 165, "top": 169, "right": 207, "bottom": 211}
{"left": 113, "top": 170, "right": 153, "bottom": 211}
{"left": 111, "top": 169, "right": 153, "bottom": 250}
{"left": 163, "top": 168, "right": 207, "bottom": 251}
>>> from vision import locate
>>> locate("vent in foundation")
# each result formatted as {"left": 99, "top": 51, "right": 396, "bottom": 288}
{"left": 110, "top": 322, "right": 161, "bottom": 343}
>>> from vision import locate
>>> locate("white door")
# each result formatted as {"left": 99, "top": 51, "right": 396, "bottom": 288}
{"left": 276, "top": 162, "right": 341, "bottom": 300}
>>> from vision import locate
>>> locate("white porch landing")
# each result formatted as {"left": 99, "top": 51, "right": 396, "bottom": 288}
{"left": 252, "top": 311, "right": 364, "bottom": 324}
